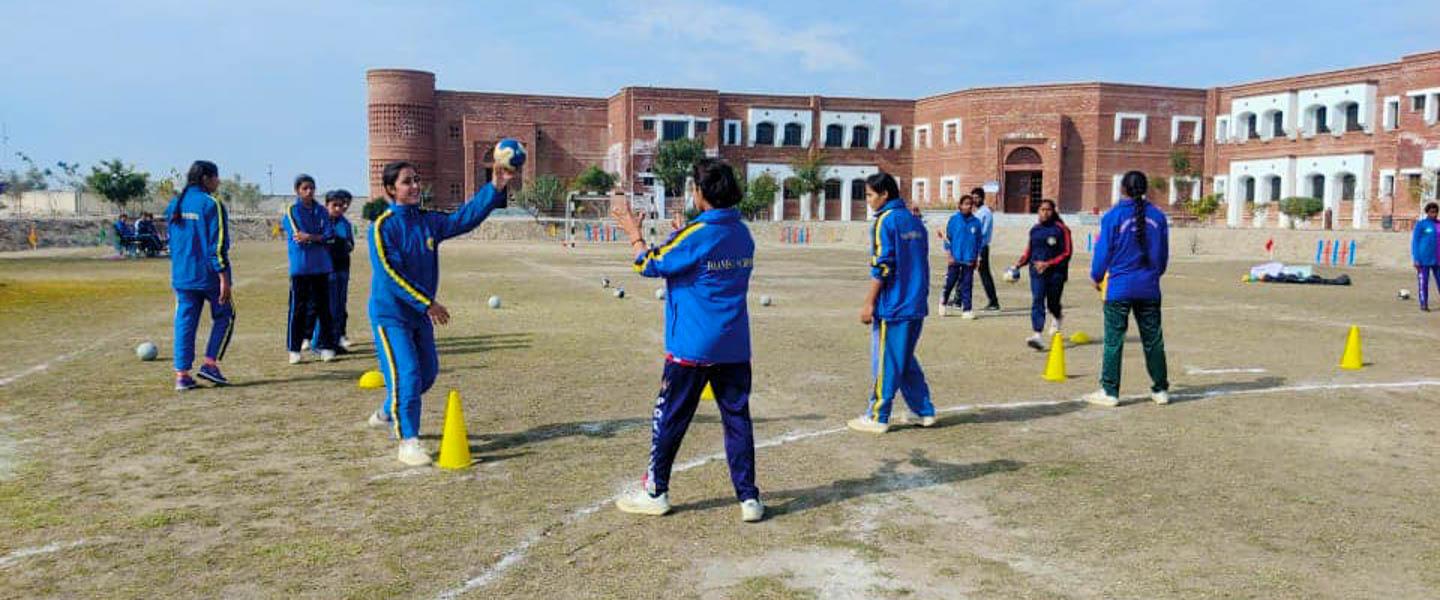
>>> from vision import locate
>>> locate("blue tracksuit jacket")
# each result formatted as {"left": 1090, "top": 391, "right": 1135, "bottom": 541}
{"left": 1091, "top": 198, "right": 1169, "bottom": 302}
{"left": 944, "top": 212, "right": 983, "bottom": 264}
{"left": 283, "top": 198, "right": 334, "bottom": 276}
{"left": 328, "top": 215, "right": 355, "bottom": 272}
{"left": 164, "top": 188, "right": 231, "bottom": 290}
{"left": 368, "top": 183, "right": 507, "bottom": 327}
{"left": 871, "top": 198, "right": 930, "bottom": 321}
{"left": 1412, "top": 217, "right": 1439, "bottom": 266}
{"left": 633, "top": 208, "right": 754, "bottom": 364}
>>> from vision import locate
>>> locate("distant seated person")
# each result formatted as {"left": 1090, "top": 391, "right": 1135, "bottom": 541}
{"left": 113, "top": 213, "right": 137, "bottom": 257}
{"left": 135, "top": 212, "right": 165, "bottom": 256}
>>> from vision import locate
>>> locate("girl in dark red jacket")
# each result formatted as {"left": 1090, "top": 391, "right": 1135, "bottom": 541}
{"left": 1013, "top": 199, "right": 1072, "bottom": 350}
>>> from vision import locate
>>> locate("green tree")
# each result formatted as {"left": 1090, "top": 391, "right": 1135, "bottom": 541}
{"left": 1279, "top": 196, "right": 1324, "bottom": 222}
{"left": 216, "top": 174, "right": 263, "bottom": 212}
{"left": 739, "top": 173, "right": 779, "bottom": 220}
{"left": 514, "top": 174, "right": 565, "bottom": 222}
{"left": 85, "top": 159, "right": 150, "bottom": 211}
{"left": 1187, "top": 193, "right": 1222, "bottom": 221}
{"left": 148, "top": 168, "right": 181, "bottom": 204}
{"left": 788, "top": 149, "right": 827, "bottom": 215}
{"left": 362, "top": 197, "right": 390, "bottom": 221}
{"left": 652, "top": 138, "right": 706, "bottom": 196}
{"left": 2, "top": 152, "right": 51, "bottom": 202}
{"left": 572, "top": 165, "right": 617, "bottom": 194}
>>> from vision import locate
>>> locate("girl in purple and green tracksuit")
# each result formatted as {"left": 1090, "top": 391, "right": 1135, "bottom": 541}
{"left": 610, "top": 158, "right": 764, "bottom": 523}
{"left": 1087, "top": 171, "right": 1170, "bottom": 407}
{"left": 365, "top": 161, "right": 513, "bottom": 466}
{"left": 1015, "top": 199, "right": 1072, "bottom": 349}
{"left": 164, "top": 160, "right": 233, "bottom": 391}
{"left": 1411, "top": 202, "right": 1439, "bottom": 311}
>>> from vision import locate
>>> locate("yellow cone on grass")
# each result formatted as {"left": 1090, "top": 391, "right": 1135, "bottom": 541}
{"left": 1043, "top": 333, "right": 1067, "bottom": 382}
{"left": 1339, "top": 325, "right": 1364, "bottom": 370}
{"left": 358, "top": 370, "right": 384, "bottom": 389}
{"left": 436, "top": 390, "right": 473, "bottom": 469}
{"left": 701, "top": 382, "right": 716, "bottom": 402}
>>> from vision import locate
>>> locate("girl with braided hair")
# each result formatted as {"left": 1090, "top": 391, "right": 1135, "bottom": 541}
{"left": 1086, "top": 171, "right": 1170, "bottom": 407}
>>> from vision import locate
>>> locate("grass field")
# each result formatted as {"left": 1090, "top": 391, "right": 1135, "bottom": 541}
{"left": 2, "top": 237, "right": 1440, "bottom": 599}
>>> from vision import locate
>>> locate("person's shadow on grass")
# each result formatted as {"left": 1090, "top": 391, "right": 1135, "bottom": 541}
{"left": 1163, "top": 375, "right": 1288, "bottom": 405}
{"left": 671, "top": 449, "right": 1024, "bottom": 518}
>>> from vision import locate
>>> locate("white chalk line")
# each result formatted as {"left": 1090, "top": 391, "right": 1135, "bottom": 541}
{"left": 433, "top": 378, "right": 1440, "bottom": 599}
{"left": 1185, "top": 366, "right": 1269, "bottom": 375}
{"left": 0, "top": 539, "right": 87, "bottom": 569}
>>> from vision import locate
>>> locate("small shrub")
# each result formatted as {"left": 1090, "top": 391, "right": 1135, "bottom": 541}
{"left": 1279, "top": 196, "right": 1323, "bottom": 220}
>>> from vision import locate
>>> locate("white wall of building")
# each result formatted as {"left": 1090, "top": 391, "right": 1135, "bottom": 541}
{"left": 818, "top": 111, "right": 882, "bottom": 149}
{"left": 747, "top": 108, "right": 813, "bottom": 148}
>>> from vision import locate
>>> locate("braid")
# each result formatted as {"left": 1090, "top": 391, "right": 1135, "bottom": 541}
{"left": 170, "top": 184, "right": 194, "bottom": 224}
{"left": 1120, "top": 170, "right": 1151, "bottom": 267}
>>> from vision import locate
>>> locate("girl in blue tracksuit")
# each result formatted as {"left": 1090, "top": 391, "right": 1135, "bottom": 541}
{"left": 850, "top": 172, "right": 935, "bottom": 434}
{"left": 609, "top": 158, "right": 764, "bottom": 523}
{"left": 164, "top": 160, "right": 233, "bottom": 391}
{"left": 941, "top": 194, "right": 983, "bottom": 317}
{"left": 283, "top": 174, "right": 336, "bottom": 363}
{"left": 1411, "top": 202, "right": 1439, "bottom": 311}
{"left": 366, "top": 161, "right": 513, "bottom": 466}
{"left": 311, "top": 190, "right": 355, "bottom": 351}
{"left": 1088, "top": 171, "right": 1170, "bottom": 407}
{"left": 1015, "top": 199, "right": 1072, "bottom": 350}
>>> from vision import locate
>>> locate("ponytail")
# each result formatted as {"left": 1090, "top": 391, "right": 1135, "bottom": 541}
{"left": 170, "top": 161, "right": 219, "bottom": 224}
{"left": 1121, "top": 170, "right": 1150, "bottom": 267}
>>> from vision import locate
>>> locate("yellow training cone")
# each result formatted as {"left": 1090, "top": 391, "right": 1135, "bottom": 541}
{"left": 358, "top": 370, "right": 385, "bottom": 389}
{"left": 701, "top": 383, "right": 716, "bottom": 402}
{"left": 1339, "top": 325, "right": 1364, "bottom": 370}
{"left": 1069, "top": 331, "right": 1091, "bottom": 345}
{"left": 436, "top": 390, "right": 473, "bottom": 469}
{"left": 1042, "top": 333, "right": 1067, "bottom": 382}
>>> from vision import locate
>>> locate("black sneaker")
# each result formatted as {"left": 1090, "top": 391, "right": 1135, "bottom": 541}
{"left": 983, "top": 304, "right": 1001, "bottom": 312}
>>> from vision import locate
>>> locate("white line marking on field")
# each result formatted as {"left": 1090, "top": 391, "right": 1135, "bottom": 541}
{"left": 433, "top": 377, "right": 1440, "bottom": 599}
{"left": 367, "top": 468, "right": 431, "bottom": 482}
{"left": 1185, "top": 367, "right": 1269, "bottom": 375}
{"left": 0, "top": 540, "right": 86, "bottom": 569}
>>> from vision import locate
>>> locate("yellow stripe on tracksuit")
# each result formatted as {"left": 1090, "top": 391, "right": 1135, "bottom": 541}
{"left": 634, "top": 222, "right": 706, "bottom": 273}
{"left": 372, "top": 211, "right": 433, "bottom": 307}
{"left": 870, "top": 320, "right": 887, "bottom": 419}
{"left": 870, "top": 210, "right": 891, "bottom": 278}
{"left": 376, "top": 325, "right": 401, "bottom": 439}
{"left": 211, "top": 195, "right": 228, "bottom": 271}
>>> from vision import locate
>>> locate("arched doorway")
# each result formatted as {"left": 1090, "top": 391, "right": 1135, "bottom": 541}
{"left": 1003, "top": 147, "right": 1043, "bottom": 213}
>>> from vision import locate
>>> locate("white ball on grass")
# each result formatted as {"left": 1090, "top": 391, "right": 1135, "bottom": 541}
{"left": 614, "top": 288, "right": 626, "bottom": 299}
{"left": 136, "top": 342, "right": 158, "bottom": 361}
{"left": 760, "top": 295, "right": 773, "bottom": 306}
{"left": 654, "top": 288, "right": 666, "bottom": 300}
{"left": 488, "top": 295, "right": 502, "bottom": 309}
{"left": 1398, "top": 289, "right": 1412, "bottom": 300}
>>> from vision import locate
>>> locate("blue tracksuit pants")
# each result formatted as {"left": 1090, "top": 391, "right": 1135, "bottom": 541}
{"left": 1418, "top": 265, "right": 1440, "bottom": 310}
{"left": 1028, "top": 268, "right": 1066, "bottom": 333}
{"left": 943, "top": 263, "right": 975, "bottom": 310}
{"left": 311, "top": 270, "right": 350, "bottom": 348}
{"left": 866, "top": 318, "right": 934, "bottom": 423}
{"left": 646, "top": 360, "right": 758, "bottom": 502}
{"left": 373, "top": 320, "right": 438, "bottom": 440}
{"left": 173, "top": 287, "right": 234, "bottom": 373}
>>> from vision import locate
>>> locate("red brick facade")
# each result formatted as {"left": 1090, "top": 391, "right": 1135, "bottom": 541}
{"left": 368, "top": 50, "right": 1440, "bottom": 225}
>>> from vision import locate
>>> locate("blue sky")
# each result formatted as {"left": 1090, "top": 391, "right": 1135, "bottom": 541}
{"left": 2, "top": 0, "right": 1437, "bottom": 194}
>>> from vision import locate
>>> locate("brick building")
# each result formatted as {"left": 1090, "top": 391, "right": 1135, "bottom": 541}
{"left": 367, "top": 49, "right": 1440, "bottom": 227}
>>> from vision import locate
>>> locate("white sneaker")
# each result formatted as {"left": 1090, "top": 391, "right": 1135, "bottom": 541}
{"left": 1047, "top": 318, "right": 1064, "bottom": 338}
{"left": 615, "top": 490, "right": 671, "bottom": 516}
{"left": 741, "top": 498, "right": 765, "bottom": 522}
{"left": 300, "top": 339, "right": 311, "bottom": 352}
{"left": 339, "top": 336, "right": 353, "bottom": 352}
{"left": 397, "top": 438, "right": 432, "bottom": 466}
{"left": 319, "top": 349, "right": 336, "bottom": 362}
{"left": 847, "top": 415, "right": 889, "bottom": 434}
{"left": 917, "top": 414, "right": 937, "bottom": 427}
{"left": 1084, "top": 390, "right": 1121, "bottom": 407}
{"left": 961, "top": 311, "right": 976, "bottom": 320}
{"left": 1026, "top": 334, "right": 1044, "bottom": 350}
{"left": 368, "top": 410, "right": 391, "bottom": 429}
{"left": 1151, "top": 390, "right": 1171, "bottom": 405}
{"left": 288, "top": 351, "right": 303, "bottom": 365}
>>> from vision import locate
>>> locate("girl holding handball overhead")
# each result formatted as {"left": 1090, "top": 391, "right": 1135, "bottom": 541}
{"left": 609, "top": 158, "right": 764, "bottom": 523}
{"left": 364, "top": 141, "right": 520, "bottom": 466}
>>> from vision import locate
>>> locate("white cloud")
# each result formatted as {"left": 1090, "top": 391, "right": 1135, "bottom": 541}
{"left": 569, "top": 0, "right": 863, "bottom": 72}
